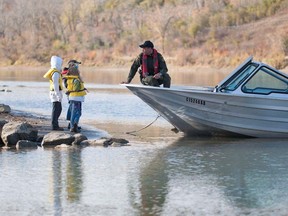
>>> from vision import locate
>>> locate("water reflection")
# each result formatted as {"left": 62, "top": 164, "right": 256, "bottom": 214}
{"left": 51, "top": 148, "right": 83, "bottom": 216}
{"left": 1, "top": 137, "right": 288, "bottom": 215}
{"left": 138, "top": 150, "right": 169, "bottom": 216}
{"left": 138, "top": 137, "right": 288, "bottom": 215}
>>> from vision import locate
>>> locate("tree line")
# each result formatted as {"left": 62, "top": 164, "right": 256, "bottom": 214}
{"left": 0, "top": 0, "right": 287, "bottom": 68}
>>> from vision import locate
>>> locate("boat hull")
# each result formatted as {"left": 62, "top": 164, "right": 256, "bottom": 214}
{"left": 125, "top": 85, "right": 288, "bottom": 138}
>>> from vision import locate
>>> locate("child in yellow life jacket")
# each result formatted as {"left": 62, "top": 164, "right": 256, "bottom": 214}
{"left": 65, "top": 64, "right": 87, "bottom": 133}
{"left": 43, "top": 56, "right": 64, "bottom": 131}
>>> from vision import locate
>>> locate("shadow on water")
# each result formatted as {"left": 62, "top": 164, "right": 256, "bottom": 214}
{"left": 137, "top": 137, "right": 288, "bottom": 215}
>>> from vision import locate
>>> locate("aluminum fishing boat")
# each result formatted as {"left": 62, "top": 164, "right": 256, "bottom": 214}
{"left": 123, "top": 56, "right": 288, "bottom": 138}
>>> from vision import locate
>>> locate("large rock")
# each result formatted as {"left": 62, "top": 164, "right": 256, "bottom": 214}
{"left": 0, "top": 120, "right": 8, "bottom": 146}
{"left": 41, "top": 132, "right": 75, "bottom": 147}
{"left": 0, "top": 104, "right": 11, "bottom": 113}
{"left": 1, "top": 122, "right": 38, "bottom": 146}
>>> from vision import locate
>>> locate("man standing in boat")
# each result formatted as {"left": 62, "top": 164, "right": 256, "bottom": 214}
{"left": 122, "top": 40, "right": 171, "bottom": 88}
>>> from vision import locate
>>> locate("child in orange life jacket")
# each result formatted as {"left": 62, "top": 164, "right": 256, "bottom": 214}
{"left": 64, "top": 62, "right": 87, "bottom": 133}
{"left": 62, "top": 61, "right": 83, "bottom": 130}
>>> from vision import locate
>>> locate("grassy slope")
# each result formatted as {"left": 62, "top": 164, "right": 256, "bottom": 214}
{"left": 192, "top": 8, "right": 288, "bottom": 69}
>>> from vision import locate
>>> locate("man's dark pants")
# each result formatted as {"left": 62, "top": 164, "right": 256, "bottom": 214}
{"left": 141, "top": 73, "right": 171, "bottom": 88}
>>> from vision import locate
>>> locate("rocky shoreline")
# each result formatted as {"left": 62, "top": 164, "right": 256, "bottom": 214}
{"left": 0, "top": 104, "right": 129, "bottom": 149}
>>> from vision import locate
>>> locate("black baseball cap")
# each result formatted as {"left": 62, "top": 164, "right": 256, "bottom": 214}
{"left": 68, "top": 59, "right": 81, "bottom": 64}
{"left": 139, "top": 40, "right": 154, "bottom": 48}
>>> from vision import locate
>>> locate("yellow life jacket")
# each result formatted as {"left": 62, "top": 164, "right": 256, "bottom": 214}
{"left": 65, "top": 75, "right": 87, "bottom": 97}
{"left": 43, "top": 68, "right": 63, "bottom": 91}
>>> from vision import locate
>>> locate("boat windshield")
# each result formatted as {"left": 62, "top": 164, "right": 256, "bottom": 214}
{"left": 242, "top": 66, "right": 288, "bottom": 94}
{"left": 223, "top": 63, "right": 257, "bottom": 91}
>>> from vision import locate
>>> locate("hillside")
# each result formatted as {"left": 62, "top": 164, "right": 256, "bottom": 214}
{"left": 0, "top": 0, "right": 288, "bottom": 69}
{"left": 189, "top": 8, "right": 288, "bottom": 69}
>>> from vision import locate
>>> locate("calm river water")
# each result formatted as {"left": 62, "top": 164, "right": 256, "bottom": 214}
{"left": 1, "top": 69, "right": 288, "bottom": 215}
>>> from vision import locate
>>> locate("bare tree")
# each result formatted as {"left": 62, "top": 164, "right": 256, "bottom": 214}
{"left": 9, "top": 0, "right": 29, "bottom": 37}
{"left": 148, "top": 6, "right": 176, "bottom": 53}
{"left": 0, "top": 0, "right": 9, "bottom": 38}
{"left": 79, "top": 0, "right": 102, "bottom": 28}
{"left": 62, "top": 0, "right": 80, "bottom": 32}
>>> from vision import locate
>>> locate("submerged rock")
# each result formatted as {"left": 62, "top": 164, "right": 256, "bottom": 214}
{"left": 103, "top": 138, "right": 129, "bottom": 147}
{"left": 55, "top": 144, "right": 71, "bottom": 149}
{"left": 80, "top": 139, "right": 105, "bottom": 147}
{"left": 0, "top": 104, "right": 11, "bottom": 113}
{"left": 79, "top": 137, "right": 130, "bottom": 147}
{"left": 16, "top": 140, "right": 39, "bottom": 149}
{"left": 111, "top": 142, "right": 130, "bottom": 147}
